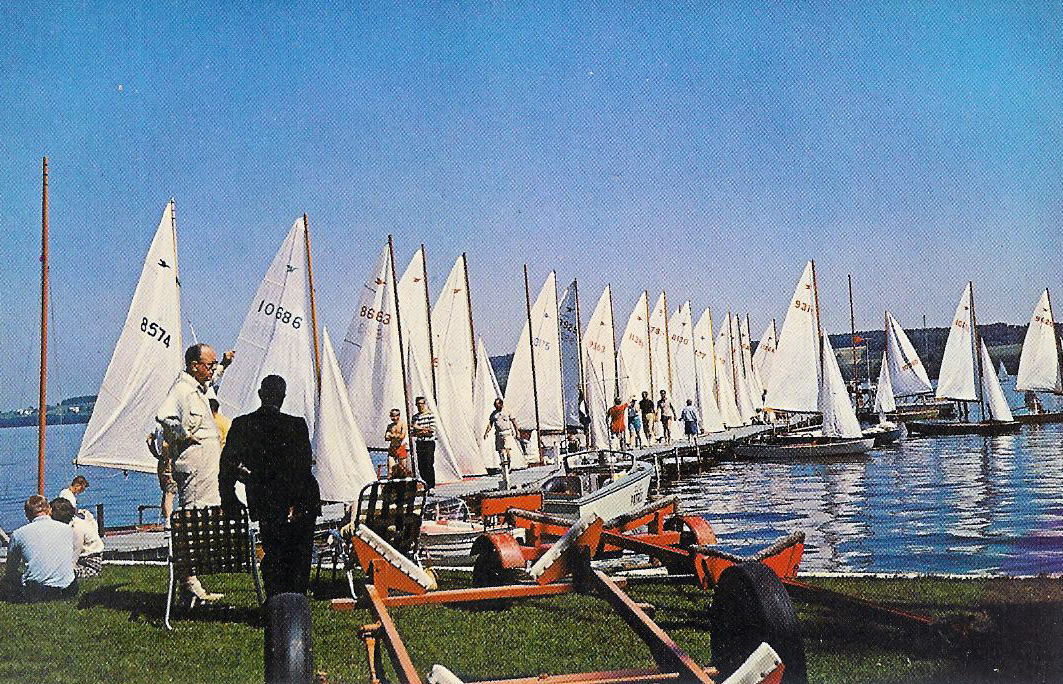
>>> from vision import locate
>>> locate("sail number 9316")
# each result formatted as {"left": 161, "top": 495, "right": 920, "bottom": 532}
{"left": 140, "top": 318, "right": 172, "bottom": 348}
{"left": 257, "top": 300, "right": 303, "bottom": 329}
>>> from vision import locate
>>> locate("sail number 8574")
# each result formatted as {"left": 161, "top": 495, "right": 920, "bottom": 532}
{"left": 257, "top": 300, "right": 303, "bottom": 329}
{"left": 140, "top": 318, "right": 172, "bottom": 348}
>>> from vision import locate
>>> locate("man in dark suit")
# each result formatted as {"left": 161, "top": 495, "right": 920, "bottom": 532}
{"left": 220, "top": 375, "right": 321, "bottom": 598}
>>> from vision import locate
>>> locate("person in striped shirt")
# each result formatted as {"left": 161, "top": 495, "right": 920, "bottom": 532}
{"left": 410, "top": 397, "right": 436, "bottom": 491}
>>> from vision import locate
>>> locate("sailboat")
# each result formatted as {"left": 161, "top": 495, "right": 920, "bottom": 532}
{"left": 734, "top": 261, "right": 874, "bottom": 459}
{"left": 907, "top": 283, "right": 1020, "bottom": 436}
{"left": 76, "top": 200, "right": 184, "bottom": 473}
{"left": 617, "top": 291, "right": 652, "bottom": 410}
{"left": 692, "top": 308, "right": 726, "bottom": 433}
{"left": 1013, "top": 289, "right": 1063, "bottom": 424}
{"left": 504, "top": 268, "right": 565, "bottom": 461}
{"left": 581, "top": 286, "right": 619, "bottom": 448}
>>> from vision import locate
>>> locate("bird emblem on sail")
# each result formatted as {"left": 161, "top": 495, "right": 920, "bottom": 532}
{"left": 158, "top": 259, "right": 170, "bottom": 268}
{"left": 375, "top": 277, "right": 386, "bottom": 286}
{"left": 286, "top": 264, "right": 296, "bottom": 273}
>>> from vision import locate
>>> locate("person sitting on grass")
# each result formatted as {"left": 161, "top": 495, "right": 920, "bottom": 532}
{"left": 49, "top": 498, "right": 105, "bottom": 579}
{"left": 3, "top": 495, "right": 78, "bottom": 602}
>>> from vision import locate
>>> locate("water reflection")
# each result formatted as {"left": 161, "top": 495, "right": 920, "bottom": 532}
{"left": 661, "top": 423, "right": 1063, "bottom": 575}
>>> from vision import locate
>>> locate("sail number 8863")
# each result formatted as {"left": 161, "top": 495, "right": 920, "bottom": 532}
{"left": 360, "top": 306, "right": 392, "bottom": 325}
{"left": 257, "top": 300, "right": 302, "bottom": 329}
{"left": 140, "top": 318, "right": 172, "bottom": 348}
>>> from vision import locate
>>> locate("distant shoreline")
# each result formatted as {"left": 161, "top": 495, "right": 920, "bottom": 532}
{"left": 0, "top": 412, "right": 91, "bottom": 429}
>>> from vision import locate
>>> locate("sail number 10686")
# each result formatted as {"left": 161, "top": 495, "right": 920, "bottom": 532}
{"left": 257, "top": 300, "right": 303, "bottom": 329}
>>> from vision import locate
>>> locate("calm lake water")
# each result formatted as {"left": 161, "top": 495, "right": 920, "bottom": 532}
{"left": 3, "top": 388, "right": 1062, "bottom": 576}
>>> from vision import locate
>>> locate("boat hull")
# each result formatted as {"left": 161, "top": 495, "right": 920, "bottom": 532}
{"left": 906, "top": 420, "right": 1022, "bottom": 436}
{"left": 542, "top": 461, "right": 654, "bottom": 521}
{"left": 1013, "top": 411, "right": 1063, "bottom": 425}
{"left": 732, "top": 437, "right": 874, "bottom": 460}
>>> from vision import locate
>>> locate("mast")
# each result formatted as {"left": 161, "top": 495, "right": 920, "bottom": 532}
{"left": 389, "top": 236, "right": 415, "bottom": 457}
{"left": 303, "top": 213, "right": 322, "bottom": 393}
{"left": 848, "top": 274, "right": 860, "bottom": 410}
{"left": 727, "top": 311, "right": 740, "bottom": 412}
{"left": 663, "top": 291, "right": 674, "bottom": 397}
{"left": 572, "top": 278, "right": 586, "bottom": 441}
{"left": 709, "top": 308, "right": 721, "bottom": 404}
{"left": 555, "top": 273, "right": 566, "bottom": 432}
{"left": 38, "top": 156, "right": 49, "bottom": 497}
{"left": 811, "top": 260, "right": 824, "bottom": 381}
{"left": 462, "top": 253, "right": 476, "bottom": 375}
{"left": 608, "top": 285, "right": 620, "bottom": 397}
{"left": 883, "top": 310, "right": 890, "bottom": 394}
{"left": 970, "top": 281, "right": 986, "bottom": 422}
{"left": 523, "top": 265, "right": 543, "bottom": 459}
{"left": 645, "top": 291, "right": 654, "bottom": 396}
{"left": 1050, "top": 289, "right": 1063, "bottom": 396}
{"left": 421, "top": 244, "right": 438, "bottom": 401}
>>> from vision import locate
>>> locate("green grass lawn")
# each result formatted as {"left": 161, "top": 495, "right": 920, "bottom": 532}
{"left": 1, "top": 565, "right": 1062, "bottom": 684}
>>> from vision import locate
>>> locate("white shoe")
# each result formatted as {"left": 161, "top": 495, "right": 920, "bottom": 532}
{"left": 186, "top": 576, "right": 224, "bottom": 601}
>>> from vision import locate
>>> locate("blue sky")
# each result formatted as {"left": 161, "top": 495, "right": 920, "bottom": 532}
{"left": 1, "top": 3, "right": 1061, "bottom": 409}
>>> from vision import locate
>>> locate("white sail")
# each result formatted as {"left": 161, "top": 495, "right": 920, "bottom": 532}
{"left": 407, "top": 345, "right": 464, "bottom": 484}
{"left": 998, "top": 361, "right": 1008, "bottom": 382}
{"left": 313, "top": 328, "right": 377, "bottom": 502}
{"left": 505, "top": 271, "right": 564, "bottom": 432}
{"left": 728, "top": 313, "right": 758, "bottom": 421}
{"left": 432, "top": 255, "right": 476, "bottom": 394}
{"left": 751, "top": 321, "right": 777, "bottom": 392}
{"left": 432, "top": 348, "right": 488, "bottom": 477}
{"left": 936, "top": 283, "right": 977, "bottom": 401}
{"left": 396, "top": 247, "right": 434, "bottom": 396}
{"left": 764, "top": 262, "right": 820, "bottom": 413}
{"left": 584, "top": 357, "right": 612, "bottom": 448}
{"left": 648, "top": 293, "right": 672, "bottom": 397}
{"left": 819, "top": 335, "right": 864, "bottom": 438}
{"left": 617, "top": 291, "right": 652, "bottom": 404}
{"left": 714, "top": 323, "right": 746, "bottom": 427}
{"left": 738, "top": 316, "right": 763, "bottom": 415}
{"left": 337, "top": 245, "right": 407, "bottom": 450}
{"left": 668, "top": 303, "right": 697, "bottom": 408}
{"left": 558, "top": 282, "right": 583, "bottom": 428}
{"left": 582, "top": 286, "right": 617, "bottom": 447}
{"left": 980, "top": 341, "right": 1015, "bottom": 422}
{"left": 217, "top": 216, "right": 318, "bottom": 432}
{"left": 1016, "top": 289, "right": 1063, "bottom": 393}
{"left": 873, "top": 352, "right": 897, "bottom": 414}
{"left": 76, "top": 201, "right": 183, "bottom": 472}
{"left": 692, "top": 308, "right": 725, "bottom": 433}
{"left": 883, "top": 311, "right": 933, "bottom": 397}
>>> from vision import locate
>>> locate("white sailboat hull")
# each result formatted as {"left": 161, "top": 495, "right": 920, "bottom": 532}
{"left": 541, "top": 460, "right": 654, "bottom": 521}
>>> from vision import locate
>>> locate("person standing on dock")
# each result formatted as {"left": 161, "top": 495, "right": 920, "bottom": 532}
{"left": 657, "top": 390, "right": 676, "bottom": 443}
{"left": 608, "top": 397, "right": 628, "bottom": 450}
{"left": 627, "top": 398, "right": 643, "bottom": 449}
{"left": 220, "top": 374, "right": 321, "bottom": 598}
{"left": 639, "top": 391, "right": 656, "bottom": 443}
{"left": 411, "top": 397, "right": 436, "bottom": 492}
{"left": 485, "top": 398, "right": 520, "bottom": 490}
{"left": 58, "top": 476, "right": 88, "bottom": 509}
{"left": 680, "top": 399, "right": 700, "bottom": 444}
{"left": 385, "top": 409, "right": 410, "bottom": 477}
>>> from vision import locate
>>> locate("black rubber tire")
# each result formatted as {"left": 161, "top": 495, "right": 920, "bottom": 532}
{"left": 710, "top": 561, "right": 807, "bottom": 684}
{"left": 264, "top": 592, "right": 313, "bottom": 684}
{"left": 662, "top": 518, "right": 700, "bottom": 575}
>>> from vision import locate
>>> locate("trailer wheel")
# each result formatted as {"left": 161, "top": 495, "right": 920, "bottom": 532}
{"left": 471, "top": 533, "right": 525, "bottom": 588}
{"left": 710, "top": 561, "right": 807, "bottom": 684}
{"left": 264, "top": 592, "right": 313, "bottom": 684}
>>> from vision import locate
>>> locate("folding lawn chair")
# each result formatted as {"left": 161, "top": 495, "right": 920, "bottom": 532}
{"left": 165, "top": 505, "right": 264, "bottom": 629}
